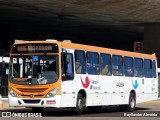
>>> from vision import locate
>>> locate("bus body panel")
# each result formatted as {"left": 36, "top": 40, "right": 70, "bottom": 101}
{"left": 83, "top": 75, "right": 103, "bottom": 106}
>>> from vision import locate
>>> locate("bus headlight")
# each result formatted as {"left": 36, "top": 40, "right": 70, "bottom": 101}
{"left": 46, "top": 88, "right": 59, "bottom": 98}
{"left": 9, "top": 88, "right": 19, "bottom": 97}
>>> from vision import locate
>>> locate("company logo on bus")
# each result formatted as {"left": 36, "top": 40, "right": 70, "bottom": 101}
{"left": 30, "top": 94, "right": 34, "bottom": 98}
{"left": 80, "top": 76, "right": 91, "bottom": 88}
{"left": 132, "top": 79, "right": 138, "bottom": 89}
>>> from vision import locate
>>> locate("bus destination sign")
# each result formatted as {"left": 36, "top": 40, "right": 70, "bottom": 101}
{"left": 12, "top": 44, "right": 58, "bottom": 53}
{"left": 17, "top": 45, "right": 53, "bottom": 51}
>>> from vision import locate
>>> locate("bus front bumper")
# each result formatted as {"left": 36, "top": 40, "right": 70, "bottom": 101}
{"left": 8, "top": 95, "right": 61, "bottom": 108}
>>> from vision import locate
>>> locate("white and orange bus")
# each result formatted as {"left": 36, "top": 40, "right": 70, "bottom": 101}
{"left": 8, "top": 40, "right": 158, "bottom": 114}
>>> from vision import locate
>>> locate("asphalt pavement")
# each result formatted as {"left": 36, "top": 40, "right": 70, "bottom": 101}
{"left": 0, "top": 98, "right": 160, "bottom": 120}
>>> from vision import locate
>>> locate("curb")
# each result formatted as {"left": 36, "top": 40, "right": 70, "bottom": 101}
{"left": 143, "top": 99, "right": 160, "bottom": 104}
{"left": 2, "top": 98, "right": 9, "bottom": 109}
{"left": 3, "top": 102, "right": 9, "bottom": 108}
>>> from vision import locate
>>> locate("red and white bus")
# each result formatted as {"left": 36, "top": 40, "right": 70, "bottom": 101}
{"left": 8, "top": 40, "right": 158, "bottom": 114}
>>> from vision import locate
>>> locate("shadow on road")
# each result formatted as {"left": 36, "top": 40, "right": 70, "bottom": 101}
{"left": 1, "top": 106, "right": 152, "bottom": 117}
{"left": 41, "top": 106, "right": 152, "bottom": 117}
{"left": 135, "top": 107, "right": 151, "bottom": 111}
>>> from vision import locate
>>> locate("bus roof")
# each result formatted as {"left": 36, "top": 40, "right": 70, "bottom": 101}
{"left": 13, "top": 40, "right": 156, "bottom": 60}
{"left": 61, "top": 42, "right": 156, "bottom": 60}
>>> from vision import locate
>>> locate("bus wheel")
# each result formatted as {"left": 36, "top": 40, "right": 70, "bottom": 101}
{"left": 127, "top": 93, "right": 136, "bottom": 112}
{"left": 74, "top": 93, "right": 85, "bottom": 115}
{"left": 32, "top": 107, "right": 43, "bottom": 113}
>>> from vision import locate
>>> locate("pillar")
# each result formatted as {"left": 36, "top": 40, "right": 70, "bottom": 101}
{"left": 144, "top": 24, "right": 160, "bottom": 67}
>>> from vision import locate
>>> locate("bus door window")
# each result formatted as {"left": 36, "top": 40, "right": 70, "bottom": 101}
{"left": 62, "top": 52, "right": 74, "bottom": 80}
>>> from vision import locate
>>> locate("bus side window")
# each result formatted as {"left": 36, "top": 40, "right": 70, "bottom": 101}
{"left": 100, "top": 53, "right": 112, "bottom": 76}
{"left": 87, "top": 52, "right": 100, "bottom": 75}
{"left": 75, "top": 50, "right": 86, "bottom": 74}
{"left": 144, "top": 59, "right": 152, "bottom": 78}
{"left": 62, "top": 53, "right": 74, "bottom": 81}
{"left": 152, "top": 60, "right": 157, "bottom": 78}
{"left": 134, "top": 58, "right": 143, "bottom": 77}
{"left": 124, "top": 56, "right": 134, "bottom": 77}
{"left": 112, "top": 55, "right": 123, "bottom": 76}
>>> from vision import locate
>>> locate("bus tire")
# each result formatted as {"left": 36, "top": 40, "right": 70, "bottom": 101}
{"left": 74, "top": 93, "right": 85, "bottom": 115}
{"left": 32, "top": 107, "right": 43, "bottom": 113}
{"left": 127, "top": 93, "right": 136, "bottom": 112}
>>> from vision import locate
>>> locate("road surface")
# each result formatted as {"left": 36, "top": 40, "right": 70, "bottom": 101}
{"left": 0, "top": 100, "right": 160, "bottom": 120}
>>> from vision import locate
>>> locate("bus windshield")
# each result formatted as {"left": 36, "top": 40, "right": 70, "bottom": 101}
{"left": 9, "top": 54, "right": 58, "bottom": 85}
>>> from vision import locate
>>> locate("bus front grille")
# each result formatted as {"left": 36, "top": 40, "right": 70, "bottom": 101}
{"left": 17, "top": 88, "right": 48, "bottom": 93}
{"left": 20, "top": 94, "right": 44, "bottom": 98}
